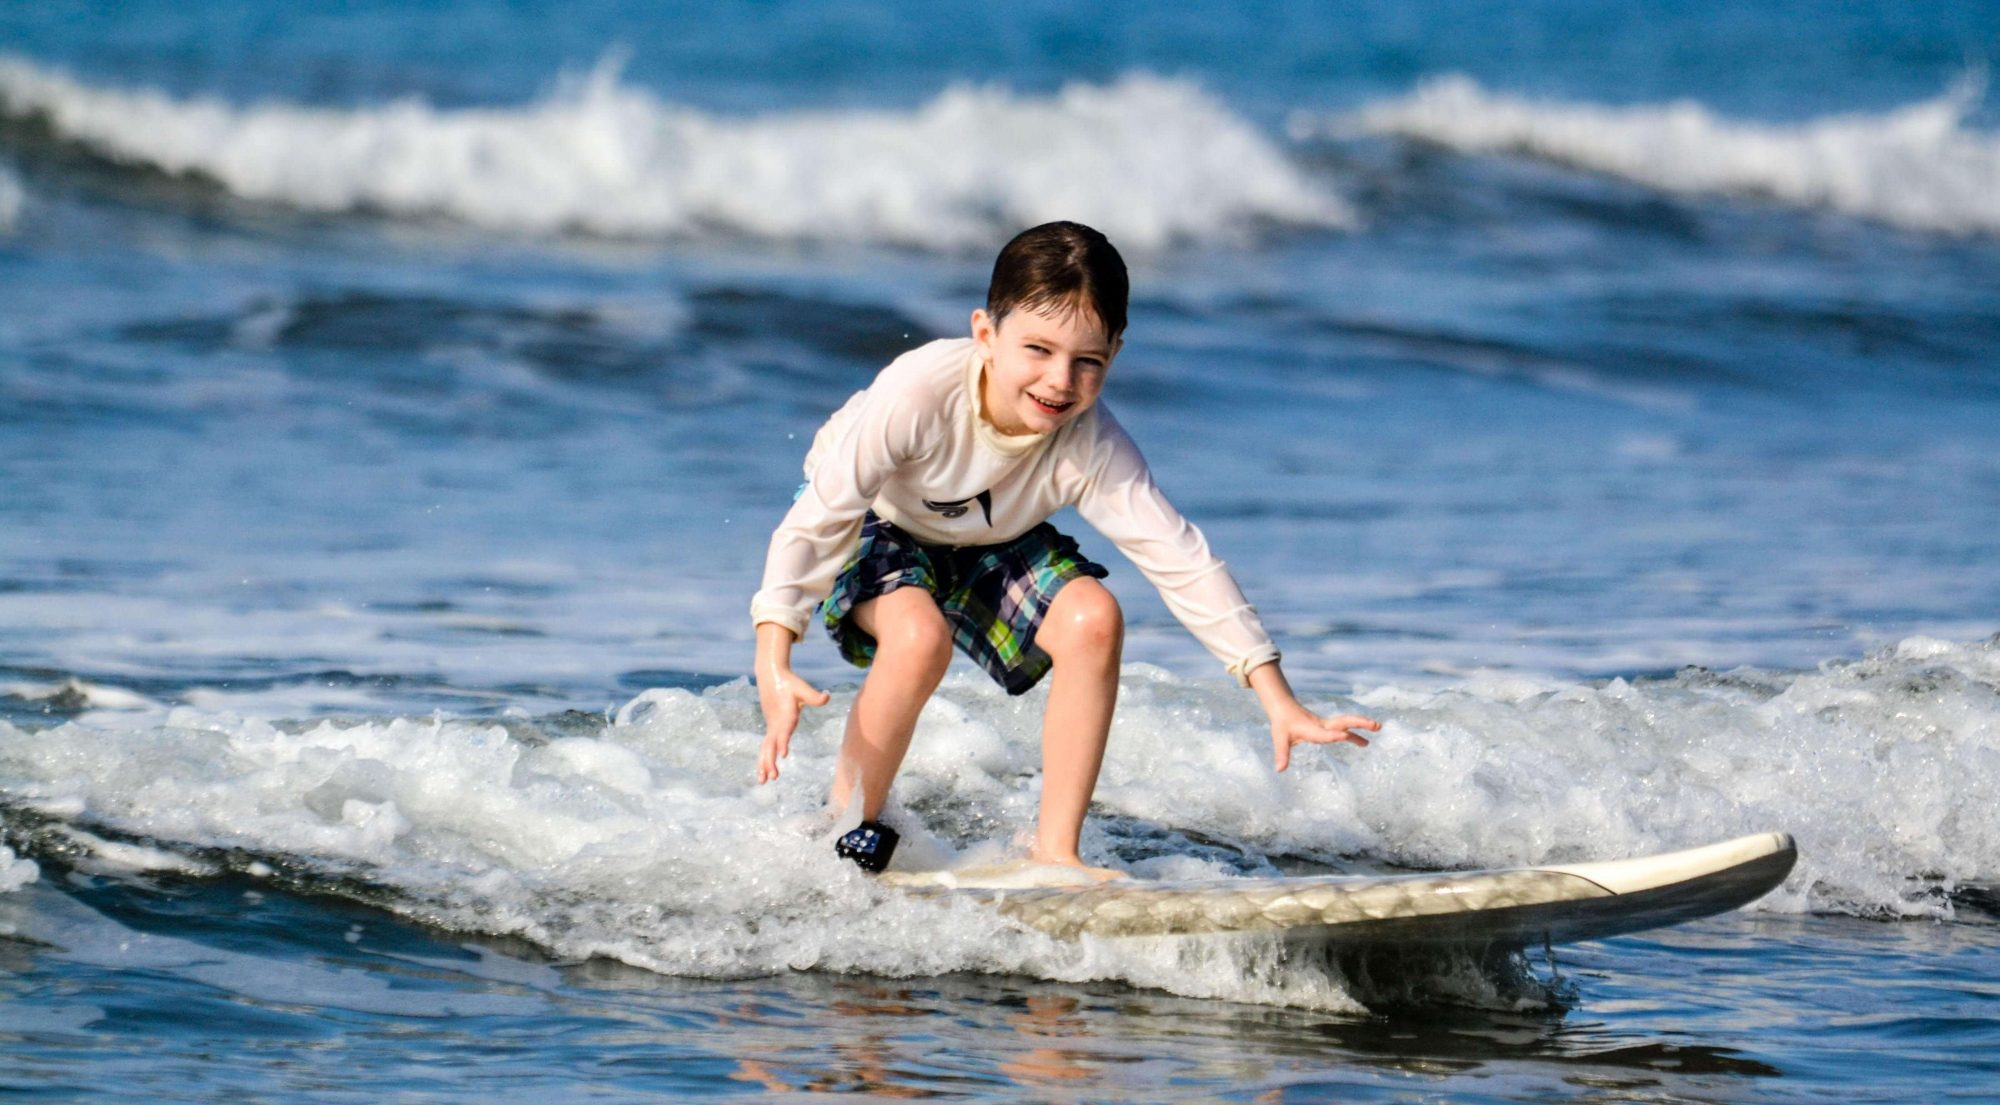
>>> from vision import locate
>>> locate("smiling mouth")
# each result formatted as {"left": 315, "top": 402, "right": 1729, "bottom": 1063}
{"left": 1029, "top": 393, "right": 1074, "bottom": 414}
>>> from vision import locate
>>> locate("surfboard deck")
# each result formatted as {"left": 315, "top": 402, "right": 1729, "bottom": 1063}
{"left": 884, "top": 832, "right": 1797, "bottom": 948}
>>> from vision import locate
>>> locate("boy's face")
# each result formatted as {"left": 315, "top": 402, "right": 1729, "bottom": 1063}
{"left": 971, "top": 300, "right": 1121, "bottom": 437}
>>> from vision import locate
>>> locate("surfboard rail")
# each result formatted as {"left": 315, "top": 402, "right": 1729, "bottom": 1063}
{"left": 889, "top": 832, "right": 1797, "bottom": 949}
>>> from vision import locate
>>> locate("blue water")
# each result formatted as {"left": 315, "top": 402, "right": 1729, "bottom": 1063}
{"left": 4, "top": 2, "right": 2000, "bottom": 1100}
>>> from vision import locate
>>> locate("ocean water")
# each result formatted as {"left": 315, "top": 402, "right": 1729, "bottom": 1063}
{"left": 3, "top": 2, "right": 1999, "bottom": 1100}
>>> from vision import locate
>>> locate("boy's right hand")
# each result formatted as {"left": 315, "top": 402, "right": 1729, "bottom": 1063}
{"left": 756, "top": 658, "right": 830, "bottom": 785}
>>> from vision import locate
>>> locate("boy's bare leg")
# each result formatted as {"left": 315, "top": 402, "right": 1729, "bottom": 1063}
{"left": 829, "top": 586, "right": 954, "bottom": 821}
{"left": 1028, "top": 578, "right": 1123, "bottom": 872}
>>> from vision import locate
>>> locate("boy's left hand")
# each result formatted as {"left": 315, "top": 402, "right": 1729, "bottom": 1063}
{"left": 1247, "top": 660, "right": 1379, "bottom": 772}
{"left": 1269, "top": 705, "right": 1379, "bottom": 772}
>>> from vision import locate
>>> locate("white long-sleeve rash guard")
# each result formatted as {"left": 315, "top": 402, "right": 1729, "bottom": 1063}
{"left": 750, "top": 337, "right": 1281, "bottom": 684}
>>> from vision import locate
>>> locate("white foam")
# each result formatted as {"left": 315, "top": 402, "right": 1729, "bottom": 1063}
{"left": 0, "top": 635, "right": 1991, "bottom": 1005}
{"left": 51, "top": 828, "right": 217, "bottom": 877}
{"left": 2, "top": 677, "right": 159, "bottom": 714}
{"left": 0, "top": 844, "right": 35, "bottom": 893}
{"left": 1305, "top": 74, "right": 2000, "bottom": 234}
{"left": 0, "top": 55, "right": 1349, "bottom": 250}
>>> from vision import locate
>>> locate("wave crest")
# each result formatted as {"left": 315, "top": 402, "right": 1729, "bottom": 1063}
{"left": 0, "top": 55, "right": 1350, "bottom": 250}
{"left": 1307, "top": 74, "right": 2000, "bottom": 235}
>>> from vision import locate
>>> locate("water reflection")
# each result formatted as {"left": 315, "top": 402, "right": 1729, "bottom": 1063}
{"left": 3, "top": 870, "right": 1995, "bottom": 1101}
{"left": 566, "top": 964, "right": 1787, "bottom": 1100}
{"left": 997, "top": 995, "right": 1098, "bottom": 1087}
{"left": 724, "top": 983, "right": 942, "bottom": 1097}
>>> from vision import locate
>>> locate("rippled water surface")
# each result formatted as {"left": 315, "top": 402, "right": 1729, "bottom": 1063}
{"left": 8, "top": 875, "right": 1997, "bottom": 1103}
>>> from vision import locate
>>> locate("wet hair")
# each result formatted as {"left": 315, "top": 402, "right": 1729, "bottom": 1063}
{"left": 985, "top": 221, "right": 1129, "bottom": 341}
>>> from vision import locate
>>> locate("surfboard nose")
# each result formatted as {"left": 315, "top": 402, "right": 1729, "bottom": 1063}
{"left": 1547, "top": 832, "right": 1797, "bottom": 897}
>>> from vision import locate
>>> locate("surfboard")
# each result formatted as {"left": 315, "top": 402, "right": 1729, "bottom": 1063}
{"left": 885, "top": 832, "right": 1796, "bottom": 948}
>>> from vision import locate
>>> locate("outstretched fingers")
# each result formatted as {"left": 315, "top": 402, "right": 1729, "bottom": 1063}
{"left": 755, "top": 674, "right": 829, "bottom": 784}
{"left": 1272, "top": 713, "right": 1381, "bottom": 772}
{"left": 1324, "top": 714, "right": 1381, "bottom": 748}
{"left": 756, "top": 725, "right": 790, "bottom": 784}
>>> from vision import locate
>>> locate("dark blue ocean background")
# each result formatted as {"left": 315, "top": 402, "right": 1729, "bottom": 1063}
{"left": 4, "top": 2, "right": 2000, "bottom": 1100}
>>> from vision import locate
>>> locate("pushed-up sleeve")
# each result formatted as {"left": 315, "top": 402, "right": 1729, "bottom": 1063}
{"left": 1072, "top": 411, "right": 1281, "bottom": 684}
{"left": 749, "top": 383, "right": 930, "bottom": 637}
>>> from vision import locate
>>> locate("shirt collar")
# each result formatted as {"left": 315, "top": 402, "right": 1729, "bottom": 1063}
{"left": 964, "top": 344, "right": 1049, "bottom": 457}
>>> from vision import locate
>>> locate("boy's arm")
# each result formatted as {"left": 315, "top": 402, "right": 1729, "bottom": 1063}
{"left": 754, "top": 621, "right": 830, "bottom": 784}
{"left": 751, "top": 357, "right": 947, "bottom": 781}
{"left": 1069, "top": 410, "right": 1279, "bottom": 682}
{"left": 750, "top": 363, "right": 938, "bottom": 637}
{"left": 1247, "top": 660, "right": 1380, "bottom": 772}
{"left": 1072, "top": 410, "right": 1378, "bottom": 769}
{"left": 747, "top": 433, "right": 890, "bottom": 782}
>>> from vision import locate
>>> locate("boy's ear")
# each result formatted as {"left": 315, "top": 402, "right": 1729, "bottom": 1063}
{"left": 970, "top": 308, "right": 996, "bottom": 350}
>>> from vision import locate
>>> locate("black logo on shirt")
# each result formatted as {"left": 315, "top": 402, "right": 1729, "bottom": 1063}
{"left": 924, "top": 490, "right": 993, "bottom": 526}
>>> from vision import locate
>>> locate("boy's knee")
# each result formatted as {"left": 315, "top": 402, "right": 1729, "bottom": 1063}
{"left": 879, "top": 602, "right": 954, "bottom": 671}
{"left": 1046, "top": 580, "right": 1123, "bottom": 657}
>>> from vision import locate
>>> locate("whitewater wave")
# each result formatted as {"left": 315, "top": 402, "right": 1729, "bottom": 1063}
{"left": 1304, "top": 74, "right": 2000, "bottom": 235}
{"left": 2, "top": 676, "right": 158, "bottom": 714}
{"left": 0, "top": 843, "right": 33, "bottom": 893}
{"left": 1, "top": 635, "right": 1994, "bottom": 1003}
{"left": 0, "top": 55, "right": 1349, "bottom": 250}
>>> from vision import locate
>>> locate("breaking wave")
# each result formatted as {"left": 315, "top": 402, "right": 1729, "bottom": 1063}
{"left": 1306, "top": 74, "right": 2000, "bottom": 235}
{"left": 0, "top": 54, "right": 1349, "bottom": 250}
{"left": 2, "top": 635, "right": 1996, "bottom": 1004}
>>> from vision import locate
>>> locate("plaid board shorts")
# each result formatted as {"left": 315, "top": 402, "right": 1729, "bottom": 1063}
{"left": 821, "top": 514, "right": 1109, "bottom": 696}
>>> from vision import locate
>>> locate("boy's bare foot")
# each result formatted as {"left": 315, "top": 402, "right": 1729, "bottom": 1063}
{"left": 1026, "top": 851, "right": 1128, "bottom": 883}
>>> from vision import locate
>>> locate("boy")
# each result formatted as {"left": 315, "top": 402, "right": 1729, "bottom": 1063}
{"left": 752, "top": 222, "right": 1378, "bottom": 874}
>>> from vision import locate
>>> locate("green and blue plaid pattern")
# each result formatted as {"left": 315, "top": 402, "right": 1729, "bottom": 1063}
{"left": 821, "top": 514, "right": 1108, "bottom": 695}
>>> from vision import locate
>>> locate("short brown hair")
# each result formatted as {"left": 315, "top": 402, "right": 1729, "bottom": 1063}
{"left": 985, "top": 222, "right": 1129, "bottom": 340}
